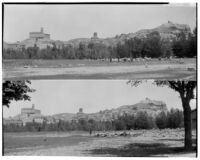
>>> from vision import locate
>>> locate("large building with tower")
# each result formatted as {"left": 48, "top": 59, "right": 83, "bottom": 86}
{"left": 3, "top": 27, "right": 56, "bottom": 50}
{"left": 4, "top": 104, "right": 44, "bottom": 126}
{"left": 20, "top": 27, "right": 53, "bottom": 49}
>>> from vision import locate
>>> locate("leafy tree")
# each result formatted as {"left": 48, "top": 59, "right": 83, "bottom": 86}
{"left": 114, "top": 119, "right": 126, "bottom": 130}
{"left": 108, "top": 46, "right": 114, "bottom": 62}
{"left": 172, "top": 30, "right": 197, "bottom": 58}
{"left": 128, "top": 80, "right": 196, "bottom": 150}
{"left": 125, "top": 37, "right": 143, "bottom": 60}
{"left": 172, "top": 40, "right": 186, "bottom": 57}
{"left": 3, "top": 81, "right": 35, "bottom": 107}
{"left": 156, "top": 111, "right": 168, "bottom": 129}
{"left": 186, "top": 28, "right": 197, "bottom": 57}
{"left": 144, "top": 31, "right": 163, "bottom": 58}
{"left": 134, "top": 111, "right": 154, "bottom": 129}
{"left": 125, "top": 38, "right": 134, "bottom": 61}
{"left": 161, "top": 40, "right": 173, "bottom": 58}
{"left": 167, "top": 108, "right": 184, "bottom": 128}
{"left": 116, "top": 42, "right": 124, "bottom": 62}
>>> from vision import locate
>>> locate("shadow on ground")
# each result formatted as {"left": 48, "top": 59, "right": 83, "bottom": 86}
{"left": 89, "top": 142, "right": 197, "bottom": 157}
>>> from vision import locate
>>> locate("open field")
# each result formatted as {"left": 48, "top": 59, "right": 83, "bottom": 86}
{"left": 3, "top": 58, "right": 196, "bottom": 80}
{"left": 3, "top": 129, "right": 197, "bottom": 156}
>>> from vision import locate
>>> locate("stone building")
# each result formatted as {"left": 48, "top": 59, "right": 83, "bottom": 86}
{"left": 91, "top": 32, "right": 102, "bottom": 44}
{"left": 19, "top": 104, "right": 43, "bottom": 125}
{"left": 3, "top": 42, "right": 25, "bottom": 50}
{"left": 4, "top": 104, "right": 44, "bottom": 126}
{"left": 91, "top": 32, "right": 98, "bottom": 40}
{"left": 3, "top": 119, "right": 23, "bottom": 126}
{"left": 21, "top": 104, "right": 41, "bottom": 116}
{"left": 73, "top": 108, "right": 88, "bottom": 122}
{"left": 21, "top": 27, "right": 53, "bottom": 49}
{"left": 4, "top": 27, "right": 54, "bottom": 50}
{"left": 29, "top": 27, "right": 50, "bottom": 41}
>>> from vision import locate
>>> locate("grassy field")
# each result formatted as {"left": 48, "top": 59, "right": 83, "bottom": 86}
{"left": 3, "top": 129, "right": 197, "bottom": 156}
{"left": 3, "top": 58, "right": 196, "bottom": 80}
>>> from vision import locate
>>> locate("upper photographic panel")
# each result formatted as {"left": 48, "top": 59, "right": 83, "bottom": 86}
{"left": 2, "top": 3, "right": 197, "bottom": 80}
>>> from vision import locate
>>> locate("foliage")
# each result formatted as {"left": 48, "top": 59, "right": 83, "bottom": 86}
{"left": 134, "top": 111, "right": 154, "bottom": 129}
{"left": 156, "top": 109, "right": 183, "bottom": 129}
{"left": 155, "top": 111, "right": 168, "bottom": 129}
{"left": 4, "top": 109, "right": 184, "bottom": 132}
{"left": 3, "top": 30, "right": 196, "bottom": 60}
{"left": 3, "top": 81, "right": 35, "bottom": 107}
{"left": 172, "top": 29, "right": 197, "bottom": 58}
{"left": 128, "top": 80, "right": 197, "bottom": 149}
{"left": 167, "top": 108, "right": 184, "bottom": 128}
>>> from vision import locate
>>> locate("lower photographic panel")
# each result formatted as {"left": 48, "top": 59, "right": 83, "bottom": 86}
{"left": 2, "top": 80, "right": 197, "bottom": 157}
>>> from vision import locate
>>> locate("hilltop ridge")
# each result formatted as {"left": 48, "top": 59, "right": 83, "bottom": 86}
{"left": 51, "top": 98, "right": 168, "bottom": 122}
{"left": 4, "top": 21, "right": 192, "bottom": 50}
{"left": 65, "top": 21, "right": 191, "bottom": 47}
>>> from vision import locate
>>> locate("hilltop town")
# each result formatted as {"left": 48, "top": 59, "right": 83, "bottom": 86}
{"left": 4, "top": 98, "right": 168, "bottom": 126}
{"left": 3, "top": 21, "right": 191, "bottom": 50}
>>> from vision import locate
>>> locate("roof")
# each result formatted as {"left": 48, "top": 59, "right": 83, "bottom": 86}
{"left": 29, "top": 32, "right": 50, "bottom": 35}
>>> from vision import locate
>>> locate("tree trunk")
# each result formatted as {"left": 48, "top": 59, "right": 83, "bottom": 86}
{"left": 183, "top": 100, "right": 192, "bottom": 150}
{"left": 130, "top": 52, "right": 133, "bottom": 62}
{"left": 110, "top": 57, "right": 112, "bottom": 62}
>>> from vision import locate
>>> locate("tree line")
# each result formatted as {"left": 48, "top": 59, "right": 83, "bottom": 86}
{"left": 4, "top": 108, "right": 184, "bottom": 132}
{"left": 3, "top": 29, "right": 196, "bottom": 60}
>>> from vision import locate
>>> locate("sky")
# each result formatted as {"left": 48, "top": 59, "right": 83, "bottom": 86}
{"left": 3, "top": 80, "right": 196, "bottom": 118}
{"left": 4, "top": 3, "right": 196, "bottom": 42}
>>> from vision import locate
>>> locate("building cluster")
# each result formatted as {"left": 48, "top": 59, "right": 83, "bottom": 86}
{"left": 4, "top": 28, "right": 53, "bottom": 50}
{"left": 4, "top": 104, "right": 43, "bottom": 126}
{"left": 3, "top": 27, "right": 101, "bottom": 50}
{"left": 4, "top": 27, "right": 67, "bottom": 50}
{"left": 3, "top": 106, "right": 88, "bottom": 126}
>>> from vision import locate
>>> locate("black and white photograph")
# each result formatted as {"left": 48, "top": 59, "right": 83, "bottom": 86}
{"left": 2, "top": 3, "right": 197, "bottom": 80}
{"left": 2, "top": 80, "right": 197, "bottom": 156}
{"left": 1, "top": 2, "right": 198, "bottom": 158}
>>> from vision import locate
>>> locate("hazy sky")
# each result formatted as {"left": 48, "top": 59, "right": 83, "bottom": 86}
{"left": 4, "top": 3, "right": 196, "bottom": 42}
{"left": 3, "top": 80, "right": 196, "bottom": 118}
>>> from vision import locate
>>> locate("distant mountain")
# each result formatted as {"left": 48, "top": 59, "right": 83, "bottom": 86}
{"left": 64, "top": 21, "right": 191, "bottom": 47}
{"left": 51, "top": 98, "right": 168, "bottom": 122}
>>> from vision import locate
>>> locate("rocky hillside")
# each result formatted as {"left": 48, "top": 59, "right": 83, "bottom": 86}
{"left": 51, "top": 98, "right": 168, "bottom": 122}
{"left": 65, "top": 21, "right": 191, "bottom": 47}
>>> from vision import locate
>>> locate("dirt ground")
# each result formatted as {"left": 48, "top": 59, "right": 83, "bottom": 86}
{"left": 3, "top": 58, "right": 196, "bottom": 80}
{"left": 3, "top": 129, "right": 197, "bottom": 157}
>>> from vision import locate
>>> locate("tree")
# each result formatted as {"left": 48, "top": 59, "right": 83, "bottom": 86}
{"left": 144, "top": 31, "right": 163, "bottom": 58}
{"left": 125, "top": 37, "right": 143, "bottom": 59}
{"left": 167, "top": 108, "right": 183, "bottom": 128}
{"left": 3, "top": 81, "right": 35, "bottom": 107}
{"left": 160, "top": 40, "right": 173, "bottom": 58}
{"left": 134, "top": 111, "right": 154, "bottom": 129}
{"left": 116, "top": 42, "right": 124, "bottom": 62}
{"left": 186, "top": 28, "right": 197, "bottom": 57}
{"left": 125, "top": 38, "right": 134, "bottom": 61}
{"left": 128, "top": 80, "right": 196, "bottom": 150}
{"left": 108, "top": 46, "right": 114, "bottom": 62}
{"left": 156, "top": 111, "right": 168, "bottom": 129}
